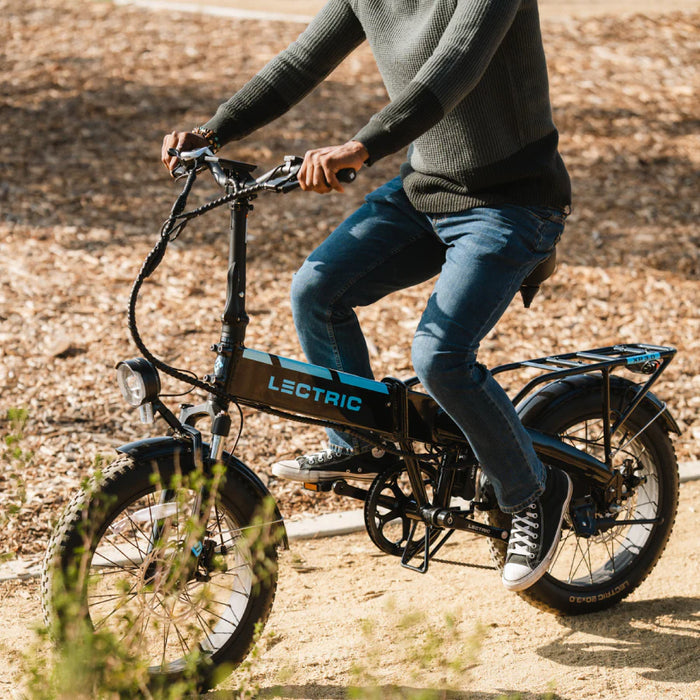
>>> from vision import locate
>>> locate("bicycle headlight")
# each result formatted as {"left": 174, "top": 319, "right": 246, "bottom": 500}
{"left": 116, "top": 358, "right": 161, "bottom": 407}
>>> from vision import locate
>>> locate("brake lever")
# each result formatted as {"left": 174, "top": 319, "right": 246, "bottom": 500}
{"left": 178, "top": 146, "right": 214, "bottom": 162}
{"left": 168, "top": 146, "right": 216, "bottom": 179}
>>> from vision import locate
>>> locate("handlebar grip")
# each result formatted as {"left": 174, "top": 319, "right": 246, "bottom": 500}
{"left": 337, "top": 168, "right": 356, "bottom": 184}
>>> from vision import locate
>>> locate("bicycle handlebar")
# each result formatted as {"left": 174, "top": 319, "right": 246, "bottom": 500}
{"left": 168, "top": 148, "right": 356, "bottom": 192}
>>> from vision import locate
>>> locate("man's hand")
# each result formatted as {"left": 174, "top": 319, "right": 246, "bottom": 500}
{"left": 298, "top": 141, "right": 369, "bottom": 193}
{"left": 161, "top": 131, "right": 209, "bottom": 175}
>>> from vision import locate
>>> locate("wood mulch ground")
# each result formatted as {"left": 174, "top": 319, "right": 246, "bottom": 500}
{"left": 1, "top": 0, "right": 698, "bottom": 567}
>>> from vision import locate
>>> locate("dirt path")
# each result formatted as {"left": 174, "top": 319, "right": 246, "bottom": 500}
{"left": 2, "top": 482, "right": 699, "bottom": 698}
{"left": 244, "top": 487, "right": 700, "bottom": 700}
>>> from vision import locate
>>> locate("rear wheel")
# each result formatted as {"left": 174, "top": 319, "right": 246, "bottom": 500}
{"left": 41, "top": 454, "right": 280, "bottom": 691}
{"left": 487, "top": 379, "right": 679, "bottom": 614}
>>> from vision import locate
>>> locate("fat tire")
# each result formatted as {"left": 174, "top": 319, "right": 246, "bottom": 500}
{"left": 487, "top": 377, "right": 679, "bottom": 615}
{"left": 41, "top": 453, "right": 279, "bottom": 690}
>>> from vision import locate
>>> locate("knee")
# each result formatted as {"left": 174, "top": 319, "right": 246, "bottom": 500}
{"left": 291, "top": 259, "right": 352, "bottom": 326}
{"left": 290, "top": 260, "right": 326, "bottom": 320}
{"left": 411, "top": 334, "right": 482, "bottom": 397}
{"left": 411, "top": 334, "right": 447, "bottom": 394}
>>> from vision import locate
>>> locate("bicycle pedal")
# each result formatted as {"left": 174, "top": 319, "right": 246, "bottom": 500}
{"left": 303, "top": 481, "right": 334, "bottom": 493}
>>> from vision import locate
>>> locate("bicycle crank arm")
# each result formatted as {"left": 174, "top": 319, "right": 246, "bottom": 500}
{"left": 303, "top": 478, "right": 371, "bottom": 502}
{"left": 433, "top": 509, "right": 509, "bottom": 541}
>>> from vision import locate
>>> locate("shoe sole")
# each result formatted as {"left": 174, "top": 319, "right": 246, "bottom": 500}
{"left": 271, "top": 463, "right": 378, "bottom": 483}
{"left": 502, "top": 473, "right": 574, "bottom": 592}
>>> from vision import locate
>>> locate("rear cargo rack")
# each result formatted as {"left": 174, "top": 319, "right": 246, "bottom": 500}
{"left": 492, "top": 343, "right": 676, "bottom": 465}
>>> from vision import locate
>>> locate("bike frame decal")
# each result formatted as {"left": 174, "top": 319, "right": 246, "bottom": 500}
{"left": 242, "top": 348, "right": 273, "bottom": 365}
{"left": 233, "top": 348, "right": 395, "bottom": 433}
{"left": 625, "top": 352, "right": 661, "bottom": 365}
{"left": 231, "top": 348, "right": 467, "bottom": 445}
{"left": 267, "top": 375, "right": 362, "bottom": 411}
{"left": 242, "top": 349, "right": 390, "bottom": 394}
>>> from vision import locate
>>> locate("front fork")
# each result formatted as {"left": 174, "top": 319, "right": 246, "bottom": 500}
{"left": 140, "top": 380, "right": 235, "bottom": 570}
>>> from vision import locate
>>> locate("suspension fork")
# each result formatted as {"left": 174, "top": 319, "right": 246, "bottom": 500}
{"left": 147, "top": 406, "right": 233, "bottom": 561}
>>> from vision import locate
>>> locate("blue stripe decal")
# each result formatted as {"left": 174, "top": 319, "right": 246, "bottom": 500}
{"left": 339, "top": 372, "right": 390, "bottom": 395}
{"left": 626, "top": 352, "right": 661, "bottom": 365}
{"left": 243, "top": 348, "right": 272, "bottom": 365}
{"left": 244, "top": 349, "right": 389, "bottom": 394}
{"left": 279, "top": 357, "right": 333, "bottom": 380}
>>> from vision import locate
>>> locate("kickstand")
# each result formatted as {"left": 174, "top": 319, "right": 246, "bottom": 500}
{"left": 400, "top": 521, "right": 455, "bottom": 573}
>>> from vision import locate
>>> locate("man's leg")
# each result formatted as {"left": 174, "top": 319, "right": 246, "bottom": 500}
{"left": 411, "top": 204, "right": 572, "bottom": 589}
{"left": 272, "top": 177, "right": 444, "bottom": 481}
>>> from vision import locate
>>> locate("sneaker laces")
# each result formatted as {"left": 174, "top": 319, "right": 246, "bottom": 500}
{"left": 507, "top": 503, "right": 540, "bottom": 559}
{"left": 300, "top": 446, "right": 353, "bottom": 466}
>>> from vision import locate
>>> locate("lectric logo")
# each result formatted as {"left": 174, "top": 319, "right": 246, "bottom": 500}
{"left": 268, "top": 376, "right": 362, "bottom": 411}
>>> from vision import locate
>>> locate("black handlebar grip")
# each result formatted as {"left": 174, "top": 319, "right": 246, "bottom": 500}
{"left": 337, "top": 168, "right": 356, "bottom": 184}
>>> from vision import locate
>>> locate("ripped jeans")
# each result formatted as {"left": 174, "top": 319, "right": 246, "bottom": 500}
{"left": 290, "top": 176, "right": 565, "bottom": 513}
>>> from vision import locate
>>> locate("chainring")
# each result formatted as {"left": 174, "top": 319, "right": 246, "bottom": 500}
{"left": 363, "top": 464, "right": 439, "bottom": 557}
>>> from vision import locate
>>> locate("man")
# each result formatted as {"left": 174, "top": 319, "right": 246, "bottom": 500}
{"left": 162, "top": 0, "right": 573, "bottom": 592}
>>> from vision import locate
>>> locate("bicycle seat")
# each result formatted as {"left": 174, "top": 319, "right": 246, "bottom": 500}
{"left": 519, "top": 249, "right": 556, "bottom": 308}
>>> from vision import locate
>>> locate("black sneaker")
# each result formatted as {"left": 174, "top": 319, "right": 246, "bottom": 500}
{"left": 271, "top": 446, "right": 396, "bottom": 483}
{"left": 501, "top": 467, "right": 573, "bottom": 591}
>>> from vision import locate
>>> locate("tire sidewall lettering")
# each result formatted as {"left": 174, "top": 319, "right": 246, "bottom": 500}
{"left": 567, "top": 579, "right": 630, "bottom": 605}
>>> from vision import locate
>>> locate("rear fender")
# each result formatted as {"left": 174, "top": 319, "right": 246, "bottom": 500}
{"left": 117, "top": 435, "right": 288, "bottom": 548}
{"left": 517, "top": 374, "right": 681, "bottom": 436}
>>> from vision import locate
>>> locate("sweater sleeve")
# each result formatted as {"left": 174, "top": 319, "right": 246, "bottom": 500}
{"left": 203, "top": 0, "right": 365, "bottom": 144}
{"left": 353, "top": 0, "right": 521, "bottom": 164}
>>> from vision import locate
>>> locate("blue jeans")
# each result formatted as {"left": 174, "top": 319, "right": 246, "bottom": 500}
{"left": 291, "top": 177, "right": 565, "bottom": 513}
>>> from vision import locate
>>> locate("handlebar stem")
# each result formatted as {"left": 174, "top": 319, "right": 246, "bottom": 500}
{"left": 206, "top": 192, "right": 253, "bottom": 414}
{"left": 220, "top": 196, "right": 251, "bottom": 348}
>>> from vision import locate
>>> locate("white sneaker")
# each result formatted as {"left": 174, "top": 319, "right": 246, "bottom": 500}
{"left": 272, "top": 446, "right": 395, "bottom": 483}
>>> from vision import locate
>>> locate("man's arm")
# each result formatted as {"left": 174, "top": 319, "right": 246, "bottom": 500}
{"left": 353, "top": 0, "right": 521, "bottom": 164}
{"left": 202, "top": 0, "right": 365, "bottom": 145}
{"left": 162, "top": 0, "right": 364, "bottom": 174}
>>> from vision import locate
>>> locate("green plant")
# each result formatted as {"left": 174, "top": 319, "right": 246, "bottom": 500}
{"left": 347, "top": 601, "right": 488, "bottom": 699}
{"left": 0, "top": 407, "right": 33, "bottom": 555}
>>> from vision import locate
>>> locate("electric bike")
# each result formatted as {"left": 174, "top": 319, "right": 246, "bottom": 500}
{"left": 41, "top": 148, "right": 680, "bottom": 689}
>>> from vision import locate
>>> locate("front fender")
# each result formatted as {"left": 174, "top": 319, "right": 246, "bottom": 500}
{"left": 117, "top": 435, "right": 288, "bottom": 548}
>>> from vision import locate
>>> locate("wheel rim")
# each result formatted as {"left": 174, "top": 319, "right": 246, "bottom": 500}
{"left": 85, "top": 488, "right": 257, "bottom": 673}
{"left": 548, "top": 416, "right": 661, "bottom": 589}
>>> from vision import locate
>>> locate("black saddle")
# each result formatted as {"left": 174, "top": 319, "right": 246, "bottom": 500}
{"left": 519, "top": 249, "right": 557, "bottom": 308}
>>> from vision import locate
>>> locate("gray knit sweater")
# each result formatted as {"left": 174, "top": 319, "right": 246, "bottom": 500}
{"left": 203, "top": 0, "right": 571, "bottom": 214}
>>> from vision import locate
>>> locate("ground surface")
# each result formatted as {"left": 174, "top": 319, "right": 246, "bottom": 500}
{"left": 2, "top": 482, "right": 699, "bottom": 698}
{"left": 0, "top": 0, "right": 698, "bottom": 697}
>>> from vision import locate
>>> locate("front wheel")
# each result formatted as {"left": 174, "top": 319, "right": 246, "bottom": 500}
{"left": 41, "top": 453, "right": 281, "bottom": 691}
{"left": 487, "top": 379, "right": 679, "bottom": 615}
